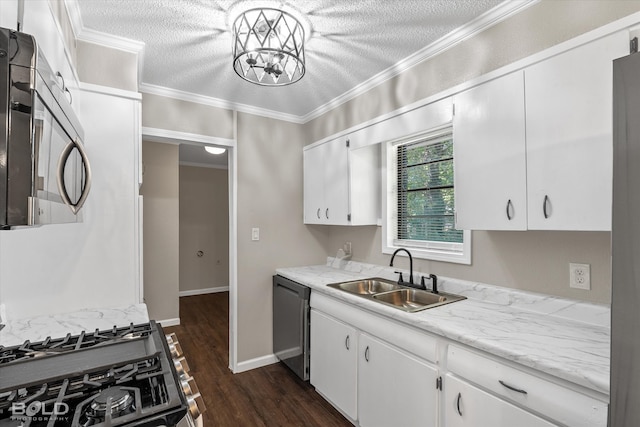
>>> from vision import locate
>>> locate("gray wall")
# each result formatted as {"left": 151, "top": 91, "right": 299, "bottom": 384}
{"left": 77, "top": 40, "right": 139, "bottom": 92}
{"left": 136, "top": 0, "right": 640, "bottom": 364}
{"left": 302, "top": 0, "right": 640, "bottom": 305}
{"left": 179, "top": 165, "right": 229, "bottom": 293}
{"left": 304, "top": 0, "right": 640, "bottom": 142}
{"left": 236, "top": 112, "right": 329, "bottom": 362}
{"left": 140, "top": 141, "right": 180, "bottom": 321}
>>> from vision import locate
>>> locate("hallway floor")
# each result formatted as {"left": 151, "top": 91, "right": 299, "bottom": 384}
{"left": 165, "top": 293, "right": 352, "bottom": 426}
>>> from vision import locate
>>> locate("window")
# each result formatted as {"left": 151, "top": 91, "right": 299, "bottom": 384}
{"left": 383, "top": 127, "right": 471, "bottom": 264}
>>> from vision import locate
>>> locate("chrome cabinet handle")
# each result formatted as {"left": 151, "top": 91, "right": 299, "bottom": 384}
{"left": 64, "top": 87, "right": 73, "bottom": 105}
{"left": 57, "top": 138, "right": 92, "bottom": 214}
{"left": 345, "top": 335, "right": 350, "bottom": 350}
{"left": 316, "top": 208, "right": 321, "bottom": 219}
{"left": 325, "top": 208, "right": 329, "bottom": 219}
{"left": 499, "top": 380, "right": 528, "bottom": 395}
{"left": 364, "top": 346, "right": 370, "bottom": 362}
{"left": 456, "top": 392, "right": 463, "bottom": 416}
{"left": 56, "top": 71, "right": 66, "bottom": 91}
{"left": 543, "top": 195, "right": 550, "bottom": 219}
{"left": 506, "top": 199, "right": 513, "bottom": 220}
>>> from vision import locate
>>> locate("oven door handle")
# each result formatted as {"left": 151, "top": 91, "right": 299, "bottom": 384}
{"left": 57, "top": 138, "right": 92, "bottom": 214}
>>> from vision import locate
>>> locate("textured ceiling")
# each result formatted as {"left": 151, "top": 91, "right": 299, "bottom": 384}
{"left": 77, "top": 0, "right": 506, "bottom": 119}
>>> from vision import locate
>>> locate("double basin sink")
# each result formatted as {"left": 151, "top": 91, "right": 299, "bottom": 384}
{"left": 327, "top": 278, "right": 466, "bottom": 312}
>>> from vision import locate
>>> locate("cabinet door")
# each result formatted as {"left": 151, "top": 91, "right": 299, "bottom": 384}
{"left": 323, "top": 138, "right": 350, "bottom": 225}
{"left": 525, "top": 31, "right": 628, "bottom": 230}
{"left": 22, "top": 1, "right": 77, "bottom": 88}
{"left": 453, "top": 71, "right": 527, "bottom": 230}
{"left": 310, "top": 310, "right": 358, "bottom": 420}
{"left": 358, "top": 333, "right": 438, "bottom": 427}
{"left": 303, "top": 146, "right": 325, "bottom": 224}
{"left": 0, "top": 1, "right": 18, "bottom": 29}
{"left": 444, "top": 375, "right": 556, "bottom": 427}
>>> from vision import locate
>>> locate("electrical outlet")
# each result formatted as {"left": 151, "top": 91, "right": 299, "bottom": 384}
{"left": 344, "top": 241, "right": 352, "bottom": 255}
{"left": 569, "top": 263, "right": 590, "bottom": 290}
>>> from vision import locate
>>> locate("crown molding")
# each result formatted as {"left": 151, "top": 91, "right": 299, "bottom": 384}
{"left": 299, "top": 0, "right": 539, "bottom": 123}
{"left": 65, "top": 0, "right": 537, "bottom": 125}
{"left": 139, "top": 83, "right": 305, "bottom": 124}
{"left": 63, "top": 0, "right": 83, "bottom": 41}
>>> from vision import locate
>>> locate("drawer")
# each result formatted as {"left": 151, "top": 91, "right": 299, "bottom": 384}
{"left": 447, "top": 345, "right": 607, "bottom": 427}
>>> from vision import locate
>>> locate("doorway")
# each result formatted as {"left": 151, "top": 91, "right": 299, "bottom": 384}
{"left": 141, "top": 127, "right": 238, "bottom": 371}
{"left": 178, "top": 144, "right": 230, "bottom": 297}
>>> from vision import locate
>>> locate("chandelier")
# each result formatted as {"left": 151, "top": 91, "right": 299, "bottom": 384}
{"left": 232, "top": 8, "right": 306, "bottom": 86}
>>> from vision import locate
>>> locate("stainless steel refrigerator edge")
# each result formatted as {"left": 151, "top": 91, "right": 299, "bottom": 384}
{"left": 611, "top": 50, "right": 640, "bottom": 427}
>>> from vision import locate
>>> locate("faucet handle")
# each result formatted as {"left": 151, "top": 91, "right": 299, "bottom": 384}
{"left": 394, "top": 271, "right": 404, "bottom": 283}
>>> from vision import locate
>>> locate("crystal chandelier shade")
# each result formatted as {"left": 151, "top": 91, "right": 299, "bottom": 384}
{"left": 232, "top": 8, "right": 306, "bottom": 86}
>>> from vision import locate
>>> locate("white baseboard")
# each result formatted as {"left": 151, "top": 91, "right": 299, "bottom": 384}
{"left": 157, "top": 318, "right": 180, "bottom": 327}
{"left": 179, "top": 286, "right": 229, "bottom": 297}
{"left": 233, "top": 354, "right": 279, "bottom": 373}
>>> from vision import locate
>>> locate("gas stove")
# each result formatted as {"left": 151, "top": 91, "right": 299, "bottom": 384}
{"left": 0, "top": 321, "right": 204, "bottom": 426}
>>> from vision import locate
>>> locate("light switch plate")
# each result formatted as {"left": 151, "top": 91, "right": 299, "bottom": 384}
{"left": 252, "top": 227, "right": 260, "bottom": 241}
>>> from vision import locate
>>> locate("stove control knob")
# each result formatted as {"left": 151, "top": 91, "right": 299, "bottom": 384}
{"left": 174, "top": 356, "right": 190, "bottom": 376}
{"left": 181, "top": 376, "right": 206, "bottom": 419}
{"left": 165, "top": 333, "right": 183, "bottom": 358}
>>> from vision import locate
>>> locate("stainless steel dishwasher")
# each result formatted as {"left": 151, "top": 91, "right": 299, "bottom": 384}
{"left": 273, "top": 275, "right": 311, "bottom": 380}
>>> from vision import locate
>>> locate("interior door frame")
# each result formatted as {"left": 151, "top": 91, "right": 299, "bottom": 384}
{"left": 141, "top": 124, "right": 239, "bottom": 371}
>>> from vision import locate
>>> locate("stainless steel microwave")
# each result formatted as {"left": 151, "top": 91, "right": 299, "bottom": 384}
{"left": 0, "top": 27, "right": 91, "bottom": 230}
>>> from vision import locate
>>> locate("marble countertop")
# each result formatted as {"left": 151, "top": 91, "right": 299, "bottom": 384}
{"left": 276, "top": 258, "right": 610, "bottom": 396}
{"left": 0, "top": 303, "right": 149, "bottom": 348}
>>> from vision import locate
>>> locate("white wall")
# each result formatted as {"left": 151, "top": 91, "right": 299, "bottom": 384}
{"left": 0, "top": 87, "right": 142, "bottom": 319}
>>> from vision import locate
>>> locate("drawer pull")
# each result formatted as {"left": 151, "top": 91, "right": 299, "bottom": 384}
{"left": 499, "top": 380, "right": 528, "bottom": 395}
{"left": 456, "top": 392, "right": 463, "bottom": 416}
{"left": 345, "top": 335, "right": 350, "bottom": 350}
{"left": 364, "top": 346, "right": 370, "bottom": 362}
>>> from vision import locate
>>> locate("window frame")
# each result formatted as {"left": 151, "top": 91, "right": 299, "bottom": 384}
{"left": 381, "top": 126, "right": 471, "bottom": 264}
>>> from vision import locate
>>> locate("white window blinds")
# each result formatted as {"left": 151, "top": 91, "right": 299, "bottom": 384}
{"left": 396, "top": 133, "right": 462, "bottom": 244}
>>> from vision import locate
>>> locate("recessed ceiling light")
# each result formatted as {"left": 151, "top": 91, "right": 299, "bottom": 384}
{"left": 205, "top": 146, "right": 226, "bottom": 155}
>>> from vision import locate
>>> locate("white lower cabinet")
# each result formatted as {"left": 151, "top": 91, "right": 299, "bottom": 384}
{"left": 444, "top": 374, "right": 556, "bottom": 427}
{"left": 359, "top": 333, "right": 439, "bottom": 427}
{"left": 446, "top": 345, "right": 608, "bottom": 427}
{"left": 310, "top": 303, "right": 439, "bottom": 426}
{"left": 310, "top": 310, "right": 358, "bottom": 420}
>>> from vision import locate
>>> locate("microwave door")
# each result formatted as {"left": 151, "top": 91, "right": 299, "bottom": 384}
{"left": 28, "top": 99, "right": 52, "bottom": 225}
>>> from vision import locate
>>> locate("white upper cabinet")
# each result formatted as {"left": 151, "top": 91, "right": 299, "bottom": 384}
{"left": 303, "top": 144, "right": 327, "bottom": 224}
{"left": 524, "top": 31, "right": 628, "bottom": 230}
{"left": 22, "top": 0, "right": 79, "bottom": 109}
{"left": 303, "top": 137, "right": 379, "bottom": 226}
{"left": 0, "top": 1, "right": 18, "bottom": 29}
{"left": 453, "top": 71, "right": 527, "bottom": 230}
{"left": 303, "top": 138, "right": 349, "bottom": 225}
{"left": 454, "top": 31, "right": 628, "bottom": 231}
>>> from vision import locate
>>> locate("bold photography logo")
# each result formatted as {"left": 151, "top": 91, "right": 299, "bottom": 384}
{"left": 11, "top": 401, "right": 69, "bottom": 421}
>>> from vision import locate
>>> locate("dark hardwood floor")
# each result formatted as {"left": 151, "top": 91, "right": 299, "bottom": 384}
{"left": 164, "top": 293, "right": 352, "bottom": 427}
